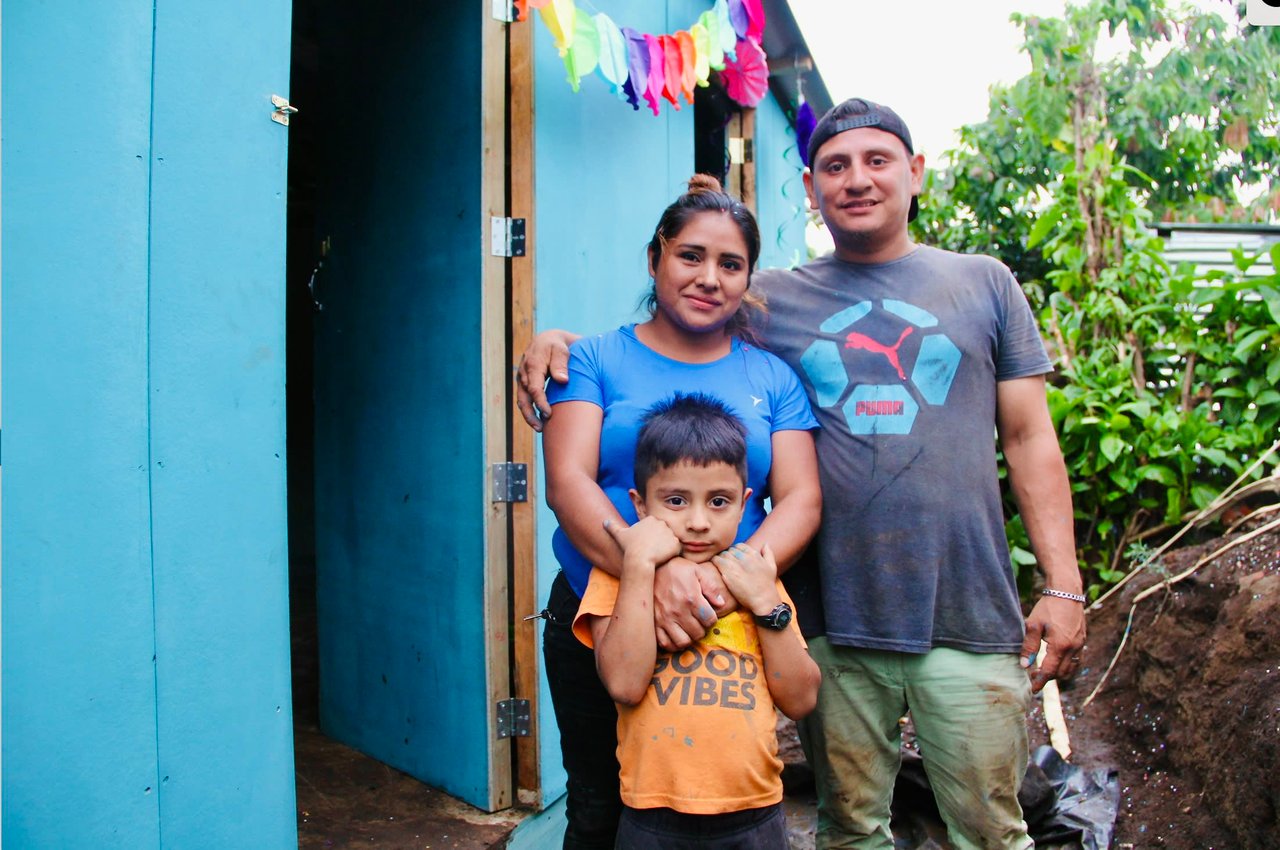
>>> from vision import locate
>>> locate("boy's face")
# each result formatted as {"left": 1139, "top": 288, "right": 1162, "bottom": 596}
{"left": 630, "top": 460, "right": 751, "bottom": 564}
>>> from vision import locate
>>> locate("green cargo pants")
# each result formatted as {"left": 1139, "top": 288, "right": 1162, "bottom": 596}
{"left": 798, "top": 639, "right": 1033, "bottom": 850}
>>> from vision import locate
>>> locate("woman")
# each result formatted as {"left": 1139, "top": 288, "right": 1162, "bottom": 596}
{"left": 540, "top": 174, "right": 822, "bottom": 849}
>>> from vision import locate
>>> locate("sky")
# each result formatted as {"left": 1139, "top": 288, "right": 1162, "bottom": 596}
{"left": 787, "top": 0, "right": 1233, "bottom": 167}
{"left": 788, "top": 0, "right": 1071, "bottom": 165}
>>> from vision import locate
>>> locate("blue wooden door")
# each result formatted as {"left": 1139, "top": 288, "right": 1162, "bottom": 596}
{"left": 309, "top": 4, "right": 514, "bottom": 811}
{"left": 3, "top": 1, "right": 296, "bottom": 847}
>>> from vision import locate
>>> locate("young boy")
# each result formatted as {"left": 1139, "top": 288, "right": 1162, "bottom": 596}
{"left": 573, "top": 393, "right": 821, "bottom": 849}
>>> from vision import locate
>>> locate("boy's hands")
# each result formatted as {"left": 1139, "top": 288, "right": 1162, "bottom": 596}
{"left": 604, "top": 518, "right": 734, "bottom": 650}
{"left": 712, "top": 543, "right": 782, "bottom": 617}
{"left": 603, "top": 517, "right": 681, "bottom": 571}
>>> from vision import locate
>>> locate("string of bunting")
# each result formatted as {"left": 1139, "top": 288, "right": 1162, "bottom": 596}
{"left": 518, "top": 0, "right": 770, "bottom": 115}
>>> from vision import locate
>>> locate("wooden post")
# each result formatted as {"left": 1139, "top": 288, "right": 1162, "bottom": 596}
{"left": 508, "top": 9, "right": 541, "bottom": 807}
{"left": 726, "top": 107, "right": 758, "bottom": 213}
{"left": 481, "top": 4, "right": 514, "bottom": 812}
{"left": 740, "top": 107, "right": 757, "bottom": 213}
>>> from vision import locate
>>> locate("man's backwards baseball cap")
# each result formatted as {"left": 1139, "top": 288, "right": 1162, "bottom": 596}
{"left": 806, "top": 97, "right": 919, "bottom": 222}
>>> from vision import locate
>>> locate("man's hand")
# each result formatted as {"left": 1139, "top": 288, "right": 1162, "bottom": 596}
{"left": 515, "top": 330, "right": 577, "bottom": 431}
{"left": 652, "top": 557, "right": 723, "bottom": 651}
{"left": 1021, "top": 595, "right": 1087, "bottom": 692}
{"left": 712, "top": 543, "right": 781, "bottom": 616}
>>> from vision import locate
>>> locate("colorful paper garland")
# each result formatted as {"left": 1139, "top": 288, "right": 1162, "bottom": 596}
{"left": 526, "top": 0, "right": 770, "bottom": 115}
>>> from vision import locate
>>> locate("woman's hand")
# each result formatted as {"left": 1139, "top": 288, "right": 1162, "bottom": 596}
{"left": 652, "top": 557, "right": 726, "bottom": 651}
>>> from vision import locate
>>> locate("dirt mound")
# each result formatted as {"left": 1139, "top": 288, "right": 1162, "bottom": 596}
{"left": 1042, "top": 518, "right": 1280, "bottom": 849}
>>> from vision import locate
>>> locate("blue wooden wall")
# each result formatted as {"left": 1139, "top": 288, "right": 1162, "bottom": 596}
{"left": 755, "top": 94, "right": 812, "bottom": 272}
{"left": 2, "top": 2, "right": 297, "bottom": 847}
{"left": 530, "top": 0, "right": 812, "bottom": 806}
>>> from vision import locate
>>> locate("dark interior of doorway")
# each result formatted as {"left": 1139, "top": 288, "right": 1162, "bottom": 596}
{"left": 285, "top": 0, "right": 320, "bottom": 737}
{"left": 694, "top": 82, "right": 739, "bottom": 187}
{"left": 283, "top": 4, "right": 521, "bottom": 847}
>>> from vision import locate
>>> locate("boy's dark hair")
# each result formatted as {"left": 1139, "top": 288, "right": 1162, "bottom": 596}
{"left": 633, "top": 393, "right": 748, "bottom": 495}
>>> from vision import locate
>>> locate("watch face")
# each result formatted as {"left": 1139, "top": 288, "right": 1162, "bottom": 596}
{"left": 757, "top": 603, "right": 792, "bottom": 629}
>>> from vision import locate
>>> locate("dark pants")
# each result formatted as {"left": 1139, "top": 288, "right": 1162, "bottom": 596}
{"left": 615, "top": 803, "right": 788, "bottom": 850}
{"left": 543, "top": 571, "right": 623, "bottom": 850}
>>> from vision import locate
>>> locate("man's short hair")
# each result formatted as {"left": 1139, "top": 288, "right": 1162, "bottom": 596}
{"left": 633, "top": 393, "right": 748, "bottom": 494}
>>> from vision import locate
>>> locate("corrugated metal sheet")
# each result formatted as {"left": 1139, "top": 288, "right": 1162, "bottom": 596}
{"left": 1157, "top": 222, "right": 1280, "bottom": 279}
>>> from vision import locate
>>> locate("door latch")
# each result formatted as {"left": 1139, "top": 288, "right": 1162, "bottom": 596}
{"left": 271, "top": 94, "right": 298, "bottom": 126}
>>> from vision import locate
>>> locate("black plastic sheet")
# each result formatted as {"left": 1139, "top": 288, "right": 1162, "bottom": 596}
{"left": 1026, "top": 745, "right": 1121, "bottom": 850}
{"left": 887, "top": 745, "right": 1120, "bottom": 849}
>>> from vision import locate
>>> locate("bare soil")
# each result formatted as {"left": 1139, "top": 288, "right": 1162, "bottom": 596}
{"left": 290, "top": 518, "right": 1279, "bottom": 849}
{"left": 778, "top": 514, "right": 1280, "bottom": 850}
{"left": 1032, "top": 516, "right": 1280, "bottom": 850}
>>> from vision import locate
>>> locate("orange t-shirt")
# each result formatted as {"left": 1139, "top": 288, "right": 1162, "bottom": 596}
{"left": 573, "top": 568, "right": 805, "bottom": 815}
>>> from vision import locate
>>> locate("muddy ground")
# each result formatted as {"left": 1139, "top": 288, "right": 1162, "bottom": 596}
{"left": 779, "top": 511, "right": 1280, "bottom": 850}
{"left": 1029, "top": 514, "right": 1280, "bottom": 850}
{"left": 293, "top": 516, "right": 1278, "bottom": 849}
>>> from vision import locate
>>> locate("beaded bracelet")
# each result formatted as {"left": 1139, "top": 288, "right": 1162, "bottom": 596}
{"left": 1042, "top": 588, "right": 1087, "bottom": 603}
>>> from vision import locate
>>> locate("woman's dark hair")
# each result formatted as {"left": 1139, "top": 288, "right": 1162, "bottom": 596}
{"left": 642, "top": 174, "right": 765, "bottom": 341}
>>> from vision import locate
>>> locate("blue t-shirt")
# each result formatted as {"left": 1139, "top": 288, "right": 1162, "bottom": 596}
{"left": 546, "top": 324, "right": 818, "bottom": 597}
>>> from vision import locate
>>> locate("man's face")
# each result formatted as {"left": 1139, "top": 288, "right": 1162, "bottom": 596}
{"left": 803, "top": 127, "right": 924, "bottom": 258}
{"left": 630, "top": 461, "right": 749, "bottom": 564}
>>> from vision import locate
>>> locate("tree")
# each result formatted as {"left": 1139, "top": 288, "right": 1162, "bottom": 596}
{"left": 914, "top": 0, "right": 1280, "bottom": 592}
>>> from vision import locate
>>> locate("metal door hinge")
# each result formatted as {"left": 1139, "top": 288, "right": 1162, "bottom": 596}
{"left": 496, "top": 698, "right": 531, "bottom": 738}
{"left": 490, "top": 217, "right": 527, "bottom": 257}
{"left": 271, "top": 94, "right": 298, "bottom": 126}
{"left": 492, "top": 462, "right": 528, "bottom": 502}
{"left": 492, "top": 0, "right": 516, "bottom": 22}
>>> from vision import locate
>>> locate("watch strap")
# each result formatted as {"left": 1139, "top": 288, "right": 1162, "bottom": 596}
{"left": 753, "top": 602, "right": 792, "bottom": 630}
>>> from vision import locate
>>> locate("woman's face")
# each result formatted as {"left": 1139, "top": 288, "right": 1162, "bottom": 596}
{"left": 649, "top": 211, "right": 751, "bottom": 338}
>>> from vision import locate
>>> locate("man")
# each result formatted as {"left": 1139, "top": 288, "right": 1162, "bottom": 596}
{"left": 519, "top": 98, "right": 1086, "bottom": 849}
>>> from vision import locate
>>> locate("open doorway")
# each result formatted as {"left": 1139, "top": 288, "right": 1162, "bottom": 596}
{"left": 695, "top": 82, "right": 757, "bottom": 213}
{"left": 285, "top": 0, "right": 321, "bottom": 738}
{"left": 283, "top": 0, "right": 535, "bottom": 838}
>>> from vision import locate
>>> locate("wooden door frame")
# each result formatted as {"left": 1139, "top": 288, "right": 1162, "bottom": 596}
{"left": 726, "top": 107, "right": 758, "bottom": 214}
{"left": 480, "top": 5, "right": 539, "bottom": 811}
{"left": 508, "top": 11, "right": 540, "bottom": 809}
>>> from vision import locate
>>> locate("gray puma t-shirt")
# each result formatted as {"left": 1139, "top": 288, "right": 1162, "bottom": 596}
{"left": 755, "top": 246, "right": 1052, "bottom": 653}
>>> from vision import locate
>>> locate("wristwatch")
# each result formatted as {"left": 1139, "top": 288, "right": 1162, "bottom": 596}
{"left": 753, "top": 602, "right": 793, "bottom": 631}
